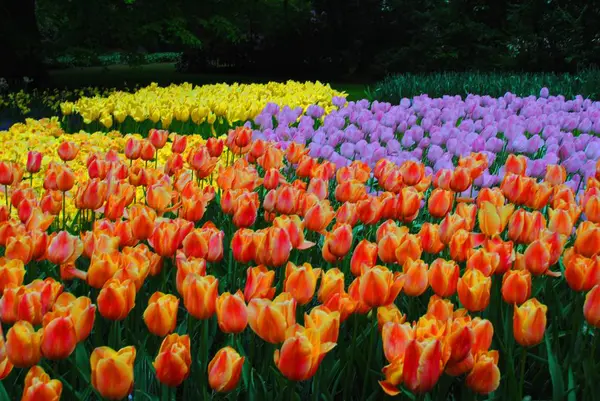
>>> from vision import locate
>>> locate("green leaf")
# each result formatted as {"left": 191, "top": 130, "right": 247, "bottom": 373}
{"left": 545, "top": 335, "right": 565, "bottom": 401}
{"left": 75, "top": 343, "right": 91, "bottom": 381}
{"left": 0, "top": 381, "right": 9, "bottom": 401}
{"left": 567, "top": 366, "right": 576, "bottom": 401}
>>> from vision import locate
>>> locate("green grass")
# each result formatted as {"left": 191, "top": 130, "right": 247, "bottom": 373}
{"left": 47, "top": 63, "right": 370, "bottom": 100}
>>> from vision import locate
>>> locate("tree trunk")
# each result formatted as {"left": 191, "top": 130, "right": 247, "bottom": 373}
{"left": 0, "top": 0, "right": 46, "bottom": 82}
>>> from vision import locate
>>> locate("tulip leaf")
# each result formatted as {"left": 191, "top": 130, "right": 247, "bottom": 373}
{"left": 567, "top": 366, "right": 576, "bottom": 401}
{"left": 545, "top": 335, "right": 565, "bottom": 401}
{"left": 0, "top": 382, "right": 9, "bottom": 401}
{"left": 75, "top": 343, "right": 91, "bottom": 381}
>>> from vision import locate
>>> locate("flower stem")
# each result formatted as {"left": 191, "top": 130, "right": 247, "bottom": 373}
{"left": 360, "top": 318, "right": 376, "bottom": 401}
{"left": 62, "top": 191, "right": 66, "bottom": 230}
{"left": 519, "top": 347, "right": 527, "bottom": 400}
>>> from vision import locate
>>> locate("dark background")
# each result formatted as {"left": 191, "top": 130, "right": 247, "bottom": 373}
{"left": 2, "top": 0, "right": 600, "bottom": 85}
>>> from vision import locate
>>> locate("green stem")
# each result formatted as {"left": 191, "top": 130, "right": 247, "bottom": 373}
{"left": 360, "top": 319, "right": 376, "bottom": 401}
{"left": 62, "top": 190, "right": 66, "bottom": 230}
{"left": 344, "top": 316, "right": 359, "bottom": 399}
{"left": 161, "top": 384, "right": 171, "bottom": 401}
{"left": 519, "top": 347, "right": 527, "bottom": 400}
{"left": 312, "top": 368, "right": 321, "bottom": 401}
{"left": 287, "top": 380, "right": 296, "bottom": 401}
{"left": 202, "top": 318, "right": 210, "bottom": 398}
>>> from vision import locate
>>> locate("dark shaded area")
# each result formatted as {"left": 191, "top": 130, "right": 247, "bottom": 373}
{"left": 2, "top": 0, "right": 600, "bottom": 85}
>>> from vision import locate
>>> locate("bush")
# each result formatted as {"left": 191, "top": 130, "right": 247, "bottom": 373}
{"left": 372, "top": 70, "right": 600, "bottom": 102}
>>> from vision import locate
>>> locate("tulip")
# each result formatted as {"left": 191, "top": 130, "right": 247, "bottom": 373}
{"left": 247, "top": 292, "right": 296, "bottom": 343}
{"left": 478, "top": 201, "right": 514, "bottom": 237}
{"left": 41, "top": 315, "right": 77, "bottom": 360}
{"left": 181, "top": 274, "right": 218, "bottom": 320}
{"left": 154, "top": 334, "right": 191, "bottom": 387}
{"left": 381, "top": 321, "right": 415, "bottom": 362}
{"left": 274, "top": 325, "right": 336, "bottom": 381}
{"left": 244, "top": 265, "right": 276, "bottom": 302}
{"left": 466, "top": 351, "right": 500, "bottom": 394}
{"left": 357, "top": 196, "right": 383, "bottom": 225}
{"left": 584, "top": 285, "right": 600, "bottom": 328}
{"left": 476, "top": 187, "right": 505, "bottom": 208}
{"left": 508, "top": 209, "right": 546, "bottom": 244}
{"left": 124, "top": 138, "right": 141, "bottom": 160}
{"left": 377, "top": 304, "right": 406, "bottom": 332}
{"left": 513, "top": 298, "right": 547, "bottom": 347}
{"left": 428, "top": 188, "right": 454, "bottom": 218}
{"left": 548, "top": 207, "right": 575, "bottom": 237}
{"left": 457, "top": 269, "right": 491, "bottom": 312}
{"left": 206, "top": 137, "right": 224, "bottom": 157}
{"left": 57, "top": 141, "right": 79, "bottom": 162}
{"left": 335, "top": 179, "right": 368, "bottom": 203}
{"left": 574, "top": 221, "right": 600, "bottom": 258}
{"left": 97, "top": 279, "right": 136, "bottom": 321}
{"left": 47, "top": 231, "right": 83, "bottom": 265}
{"left": 82, "top": 232, "right": 120, "bottom": 259}
{"left": 505, "top": 154, "right": 527, "bottom": 176}
{"left": 449, "top": 229, "right": 485, "bottom": 263}
{"left": 349, "top": 239, "right": 377, "bottom": 277}
{"left": 523, "top": 239, "right": 553, "bottom": 276}
{"left": 450, "top": 167, "right": 472, "bottom": 192}
{"left": 419, "top": 223, "right": 445, "bottom": 254}
{"left": 91, "top": 346, "right": 136, "bottom": 400}
{"left": 322, "top": 223, "right": 353, "bottom": 263}
{"left": 304, "top": 200, "right": 335, "bottom": 232}
{"left": 143, "top": 292, "right": 179, "bottom": 336}
{"left": 563, "top": 248, "right": 600, "bottom": 292}
{"left": 428, "top": 258, "right": 459, "bottom": 297}
{"left": 466, "top": 248, "right": 499, "bottom": 277}
{"left": 322, "top": 290, "right": 357, "bottom": 322}
{"left": 502, "top": 269, "right": 531, "bottom": 304}
{"left": 395, "top": 234, "right": 422, "bottom": 265}
{"left": 26, "top": 151, "right": 43, "bottom": 174}
{"left": 403, "top": 259, "right": 429, "bottom": 296}
{"left": 305, "top": 305, "right": 340, "bottom": 343}
{"left": 216, "top": 290, "right": 248, "bottom": 334}
{"left": 87, "top": 251, "right": 120, "bottom": 289}
{"left": 358, "top": 265, "right": 404, "bottom": 307}
{"left": 148, "top": 221, "right": 179, "bottom": 258}
{"left": 317, "top": 268, "right": 345, "bottom": 303}
{"left": 336, "top": 201, "right": 359, "bottom": 226}
{"left": 21, "top": 365, "right": 63, "bottom": 401}
{"left": 439, "top": 214, "right": 466, "bottom": 245}
{"left": 253, "top": 227, "right": 292, "bottom": 267}
{"left": 50, "top": 293, "right": 96, "bottom": 343}
{"left": 0, "top": 258, "right": 25, "bottom": 292}
{"left": 427, "top": 295, "right": 455, "bottom": 321}
{"left": 208, "top": 347, "right": 244, "bottom": 392}
{"left": 284, "top": 262, "right": 321, "bottom": 305}
{"left": 6, "top": 321, "right": 42, "bottom": 367}
{"left": 380, "top": 339, "right": 443, "bottom": 395}
{"left": 545, "top": 164, "right": 566, "bottom": 186}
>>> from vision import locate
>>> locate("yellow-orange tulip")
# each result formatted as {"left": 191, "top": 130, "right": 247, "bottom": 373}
{"left": 466, "top": 351, "right": 500, "bottom": 394}
{"left": 584, "top": 285, "right": 600, "bottom": 328}
{"left": 501, "top": 269, "right": 531, "bottom": 305}
{"left": 148, "top": 221, "right": 180, "bottom": 257}
{"left": 563, "top": 248, "right": 600, "bottom": 292}
{"left": 247, "top": 292, "right": 296, "bottom": 344}
{"left": 322, "top": 223, "right": 353, "bottom": 263}
{"left": 466, "top": 248, "right": 499, "bottom": 277}
{"left": 216, "top": 290, "right": 248, "bottom": 334}
{"left": 274, "top": 326, "right": 336, "bottom": 381}
{"left": 208, "top": 347, "right": 244, "bottom": 392}
{"left": 403, "top": 258, "right": 429, "bottom": 296}
{"left": 97, "top": 279, "right": 136, "bottom": 321}
{"left": 143, "top": 292, "right": 179, "bottom": 336}
{"left": 304, "top": 200, "right": 335, "bottom": 232}
{"left": 154, "top": 334, "right": 191, "bottom": 387}
{"left": 41, "top": 315, "right": 77, "bottom": 360}
{"left": 428, "top": 258, "right": 459, "bottom": 297}
{"left": 317, "top": 268, "right": 345, "bottom": 303}
{"left": 419, "top": 223, "right": 445, "bottom": 254}
{"left": 305, "top": 305, "right": 340, "bottom": 343}
{"left": 574, "top": 221, "right": 600, "bottom": 258}
{"left": 91, "top": 346, "right": 136, "bottom": 400}
{"left": 244, "top": 265, "right": 276, "bottom": 302}
{"left": 476, "top": 187, "right": 505, "bottom": 208}
{"left": 6, "top": 321, "right": 42, "bottom": 368}
{"left": 284, "top": 262, "right": 321, "bottom": 305}
{"left": 428, "top": 188, "right": 454, "bottom": 218}
{"left": 377, "top": 304, "right": 406, "bottom": 332}
{"left": 449, "top": 229, "right": 486, "bottom": 262}
{"left": 382, "top": 321, "right": 414, "bottom": 363}
{"left": 456, "top": 202, "right": 477, "bottom": 231}
{"left": 87, "top": 251, "right": 120, "bottom": 289}
{"left": 181, "top": 274, "right": 218, "bottom": 319}
{"left": 0, "top": 258, "right": 25, "bottom": 293}
{"left": 358, "top": 265, "right": 404, "bottom": 307}
{"left": 47, "top": 231, "right": 83, "bottom": 265}
{"left": 544, "top": 164, "right": 567, "bottom": 186}
{"left": 439, "top": 214, "right": 466, "bottom": 245}
{"left": 508, "top": 209, "right": 546, "bottom": 244}
{"left": 457, "top": 269, "right": 491, "bottom": 312}
{"left": 350, "top": 239, "right": 377, "bottom": 276}
{"left": 50, "top": 293, "right": 96, "bottom": 343}
{"left": 427, "top": 295, "right": 455, "bottom": 321}
{"left": 478, "top": 201, "right": 514, "bottom": 237}
{"left": 513, "top": 298, "right": 547, "bottom": 347}
{"left": 21, "top": 365, "right": 63, "bottom": 401}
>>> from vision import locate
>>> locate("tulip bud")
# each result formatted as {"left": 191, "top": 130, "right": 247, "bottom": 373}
{"left": 21, "top": 366, "right": 63, "bottom": 401}
{"left": 182, "top": 274, "right": 218, "bottom": 319}
{"left": 154, "top": 334, "right": 191, "bottom": 387}
{"left": 457, "top": 269, "right": 491, "bottom": 312}
{"left": 41, "top": 315, "right": 77, "bottom": 359}
{"left": 91, "top": 346, "right": 136, "bottom": 400}
{"left": 208, "top": 347, "right": 244, "bottom": 392}
{"left": 143, "top": 292, "right": 179, "bottom": 337}
{"left": 501, "top": 269, "right": 531, "bottom": 304}
{"left": 97, "top": 279, "right": 136, "bottom": 321}
{"left": 216, "top": 291, "right": 248, "bottom": 334}
{"left": 513, "top": 298, "right": 547, "bottom": 347}
{"left": 6, "top": 321, "right": 42, "bottom": 368}
{"left": 26, "top": 151, "right": 43, "bottom": 174}
{"left": 428, "top": 258, "right": 459, "bottom": 297}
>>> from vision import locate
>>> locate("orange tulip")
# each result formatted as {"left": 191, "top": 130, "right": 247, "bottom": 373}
{"left": 381, "top": 321, "right": 414, "bottom": 362}
{"left": 501, "top": 269, "right": 531, "bottom": 304}
{"left": 403, "top": 258, "right": 429, "bottom": 296}
{"left": 545, "top": 164, "right": 566, "bottom": 186}
{"left": 377, "top": 232, "right": 403, "bottom": 264}
{"left": 305, "top": 305, "right": 340, "bottom": 343}
{"left": 582, "top": 192, "right": 600, "bottom": 224}
{"left": 317, "top": 268, "right": 345, "bottom": 303}
{"left": 87, "top": 251, "right": 120, "bottom": 289}
{"left": 380, "top": 338, "right": 443, "bottom": 395}
{"left": 395, "top": 234, "right": 422, "bottom": 265}
{"left": 523, "top": 239, "right": 553, "bottom": 276}
{"left": 304, "top": 200, "right": 335, "bottom": 232}
{"left": 0, "top": 258, "right": 25, "bottom": 293}
{"left": 206, "top": 137, "right": 224, "bottom": 157}
{"left": 148, "top": 221, "right": 179, "bottom": 257}
{"left": 377, "top": 304, "right": 406, "bottom": 332}
{"left": 129, "top": 204, "right": 156, "bottom": 241}
{"left": 358, "top": 265, "right": 404, "bottom": 307}
{"left": 575, "top": 221, "right": 600, "bottom": 258}
{"left": 428, "top": 188, "right": 454, "bottom": 218}
{"left": 208, "top": 347, "right": 244, "bottom": 392}
{"left": 399, "top": 160, "right": 424, "bottom": 186}
{"left": 0, "top": 286, "right": 21, "bottom": 324}
{"left": 154, "top": 334, "right": 191, "bottom": 387}
{"left": 284, "top": 262, "right": 321, "bottom": 305}
{"left": 97, "top": 279, "right": 136, "bottom": 321}
{"left": 484, "top": 238, "right": 515, "bottom": 274}
{"left": 322, "top": 290, "right": 357, "bottom": 322}
{"left": 427, "top": 295, "right": 454, "bottom": 321}
{"left": 478, "top": 201, "right": 514, "bottom": 237}
{"left": 21, "top": 365, "right": 63, "bottom": 401}
{"left": 449, "top": 229, "right": 485, "bottom": 262}
{"left": 584, "top": 285, "right": 600, "bottom": 328}
{"left": 49, "top": 293, "right": 96, "bottom": 343}
{"left": 253, "top": 227, "right": 293, "bottom": 267}
{"left": 216, "top": 290, "right": 248, "bottom": 334}
{"left": 439, "top": 214, "right": 466, "bottom": 245}
{"left": 181, "top": 226, "right": 225, "bottom": 262}
{"left": 244, "top": 265, "right": 276, "bottom": 302}
{"left": 6, "top": 321, "right": 42, "bottom": 368}
{"left": 476, "top": 187, "right": 505, "bottom": 208}
{"left": 505, "top": 154, "right": 527, "bottom": 176}
{"left": 143, "top": 292, "right": 179, "bottom": 336}
{"left": 457, "top": 269, "right": 491, "bottom": 312}
{"left": 322, "top": 223, "right": 353, "bottom": 263}
{"left": 466, "top": 351, "right": 500, "bottom": 394}
{"left": 450, "top": 167, "right": 472, "bottom": 192}
{"left": 232, "top": 191, "right": 259, "bottom": 228}
{"left": 466, "top": 248, "right": 500, "bottom": 277}
{"left": 47, "top": 231, "right": 83, "bottom": 265}
{"left": 76, "top": 178, "right": 108, "bottom": 210}
{"left": 272, "top": 215, "right": 313, "bottom": 251}
{"left": 247, "top": 292, "right": 296, "bottom": 344}
{"left": 513, "top": 298, "right": 547, "bottom": 347}
{"left": 508, "top": 209, "right": 546, "bottom": 244}
{"left": 57, "top": 141, "right": 79, "bottom": 161}
{"left": 418, "top": 223, "right": 445, "bottom": 254}
{"left": 41, "top": 315, "right": 77, "bottom": 360}
{"left": 336, "top": 201, "right": 359, "bottom": 226}
{"left": 428, "top": 258, "right": 459, "bottom": 297}
{"left": 349, "top": 239, "right": 377, "bottom": 277}
{"left": 125, "top": 138, "right": 141, "bottom": 160}
{"left": 563, "top": 248, "right": 600, "bottom": 292}
{"left": 548, "top": 207, "right": 575, "bottom": 236}
{"left": 357, "top": 196, "right": 383, "bottom": 225}
{"left": 82, "top": 231, "right": 119, "bottom": 259}
{"left": 91, "top": 346, "right": 136, "bottom": 400}
{"left": 232, "top": 228, "right": 256, "bottom": 264}
{"left": 55, "top": 165, "right": 75, "bottom": 192}
{"left": 181, "top": 274, "right": 218, "bottom": 319}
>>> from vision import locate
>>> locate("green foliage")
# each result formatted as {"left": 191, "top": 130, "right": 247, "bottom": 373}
{"left": 372, "top": 70, "right": 600, "bottom": 101}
